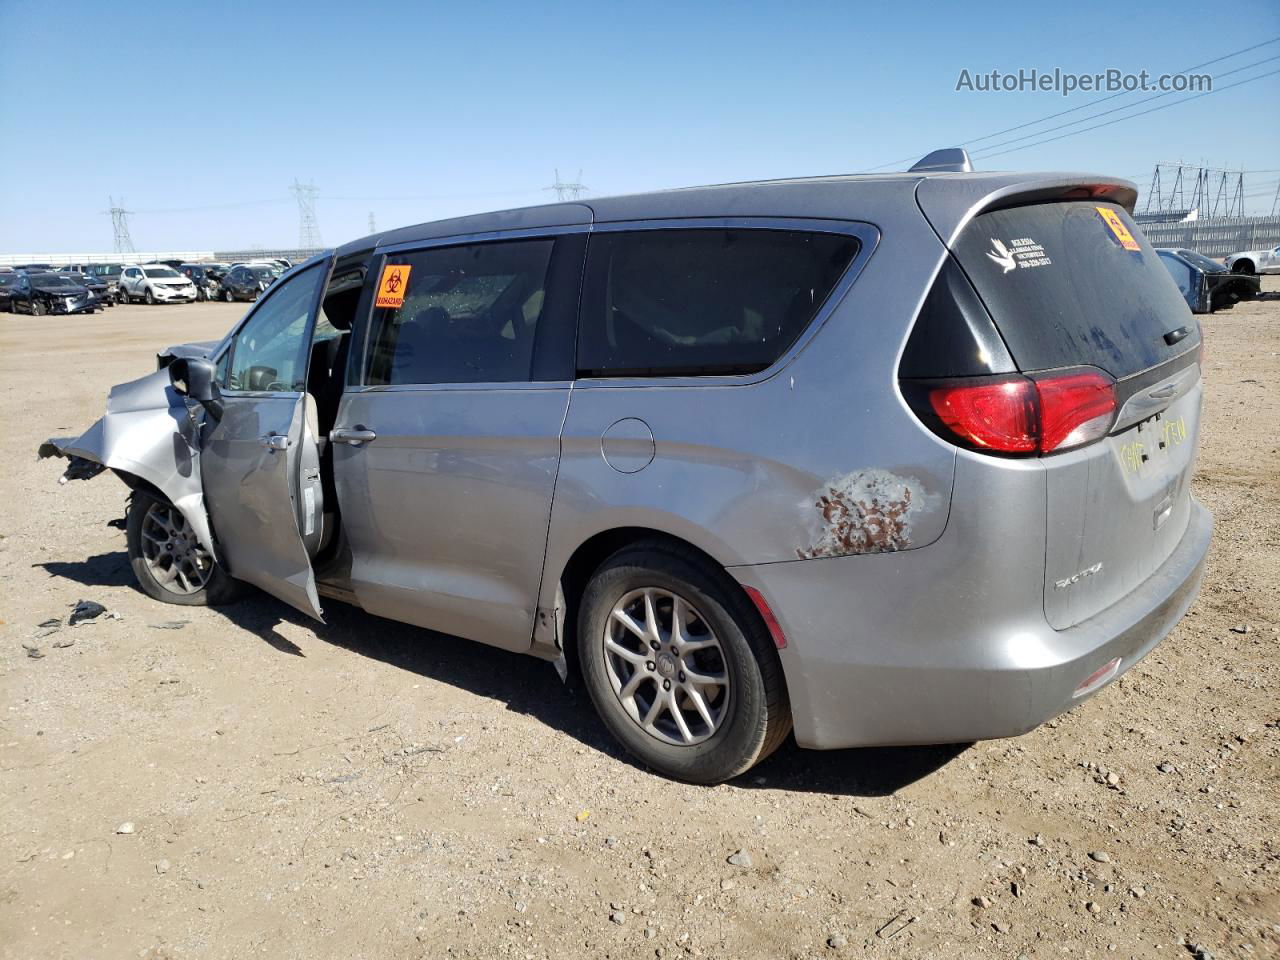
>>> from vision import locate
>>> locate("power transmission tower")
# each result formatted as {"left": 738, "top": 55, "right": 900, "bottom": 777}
{"left": 105, "top": 196, "right": 136, "bottom": 254}
{"left": 545, "top": 169, "right": 587, "bottom": 202}
{"left": 1271, "top": 181, "right": 1280, "bottom": 217}
{"left": 368, "top": 212, "right": 377, "bottom": 234}
{"left": 291, "top": 179, "right": 323, "bottom": 248}
{"left": 1144, "top": 167, "right": 1163, "bottom": 215}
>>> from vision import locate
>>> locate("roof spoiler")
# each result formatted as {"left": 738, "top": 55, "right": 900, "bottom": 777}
{"left": 908, "top": 148, "right": 973, "bottom": 174}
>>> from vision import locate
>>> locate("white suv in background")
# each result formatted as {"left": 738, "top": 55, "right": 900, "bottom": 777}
{"left": 1224, "top": 244, "right": 1280, "bottom": 275}
{"left": 119, "top": 264, "right": 198, "bottom": 304}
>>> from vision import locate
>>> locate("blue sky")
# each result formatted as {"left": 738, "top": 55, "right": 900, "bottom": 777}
{"left": 2, "top": 0, "right": 1278, "bottom": 253}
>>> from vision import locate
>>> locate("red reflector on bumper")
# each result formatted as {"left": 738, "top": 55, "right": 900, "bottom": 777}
{"left": 743, "top": 586, "right": 787, "bottom": 650}
{"left": 1072, "top": 656, "right": 1121, "bottom": 699}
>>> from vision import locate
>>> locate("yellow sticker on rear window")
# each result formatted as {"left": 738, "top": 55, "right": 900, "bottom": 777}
{"left": 375, "top": 263, "right": 412, "bottom": 309}
{"left": 1096, "top": 206, "right": 1140, "bottom": 251}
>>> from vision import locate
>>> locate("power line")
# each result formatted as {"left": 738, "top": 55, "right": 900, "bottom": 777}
{"left": 972, "top": 68, "right": 1280, "bottom": 161}
{"left": 858, "top": 36, "right": 1280, "bottom": 173}
{"left": 969, "top": 54, "right": 1280, "bottom": 157}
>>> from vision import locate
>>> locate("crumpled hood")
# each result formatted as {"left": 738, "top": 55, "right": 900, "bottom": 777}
{"left": 38, "top": 368, "right": 217, "bottom": 560}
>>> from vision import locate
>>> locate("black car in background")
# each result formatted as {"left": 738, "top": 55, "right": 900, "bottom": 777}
{"left": 1156, "top": 248, "right": 1262, "bottom": 314}
{"left": 179, "top": 262, "right": 229, "bottom": 301}
{"left": 219, "top": 263, "right": 279, "bottom": 301}
{"left": 58, "top": 271, "right": 113, "bottom": 308}
{"left": 62, "top": 263, "right": 125, "bottom": 303}
{"left": 0, "top": 272, "right": 16, "bottom": 311}
{"left": 7, "top": 272, "right": 98, "bottom": 315}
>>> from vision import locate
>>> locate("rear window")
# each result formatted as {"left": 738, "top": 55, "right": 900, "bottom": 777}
{"left": 577, "top": 228, "right": 859, "bottom": 377}
{"left": 952, "top": 201, "right": 1195, "bottom": 378}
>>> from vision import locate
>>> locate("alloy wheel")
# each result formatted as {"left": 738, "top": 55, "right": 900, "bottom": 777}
{"left": 139, "top": 499, "right": 212, "bottom": 595}
{"left": 602, "top": 587, "right": 731, "bottom": 746}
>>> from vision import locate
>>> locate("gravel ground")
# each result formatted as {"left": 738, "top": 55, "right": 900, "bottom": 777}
{"left": 1, "top": 285, "right": 1277, "bottom": 960}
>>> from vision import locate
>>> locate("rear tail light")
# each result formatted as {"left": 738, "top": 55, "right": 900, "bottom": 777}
{"left": 910, "top": 368, "right": 1117, "bottom": 456}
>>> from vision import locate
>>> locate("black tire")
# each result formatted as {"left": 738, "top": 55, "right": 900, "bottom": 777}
{"left": 118, "top": 289, "right": 128, "bottom": 304}
{"left": 224, "top": 288, "right": 235, "bottom": 302}
{"left": 126, "top": 491, "right": 241, "bottom": 606}
{"left": 144, "top": 288, "right": 155, "bottom": 305}
{"left": 31, "top": 299, "right": 46, "bottom": 316}
{"left": 577, "top": 540, "right": 791, "bottom": 784}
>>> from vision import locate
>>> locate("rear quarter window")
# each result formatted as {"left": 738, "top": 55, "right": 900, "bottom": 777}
{"left": 577, "top": 228, "right": 859, "bottom": 377}
{"left": 952, "top": 201, "right": 1195, "bottom": 378}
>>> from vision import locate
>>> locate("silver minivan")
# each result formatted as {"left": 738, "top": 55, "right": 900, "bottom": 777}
{"left": 42, "top": 156, "right": 1212, "bottom": 783}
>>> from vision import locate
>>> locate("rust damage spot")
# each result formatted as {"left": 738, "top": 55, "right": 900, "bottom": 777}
{"left": 797, "top": 470, "right": 930, "bottom": 558}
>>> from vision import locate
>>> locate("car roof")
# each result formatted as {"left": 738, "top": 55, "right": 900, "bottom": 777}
{"left": 338, "top": 169, "right": 1139, "bottom": 258}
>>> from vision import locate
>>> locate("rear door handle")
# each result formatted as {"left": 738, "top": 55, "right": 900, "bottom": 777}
{"left": 330, "top": 426, "right": 377, "bottom": 446}
{"left": 1147, "top": 384, "right": 1178, "bottom": 400}
{"left": 259, "top": 433, "right": 291, "bottom": 451}
{"left": 1163, "top": 326, "right": 1190, "bottom": 346}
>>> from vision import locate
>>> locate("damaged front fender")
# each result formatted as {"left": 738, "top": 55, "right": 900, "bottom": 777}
{"left": 38, "top": 369, "right": 217, "bottom": 560}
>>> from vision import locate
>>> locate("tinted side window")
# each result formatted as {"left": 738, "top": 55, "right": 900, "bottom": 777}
{"left": 577, "top": 228, "right": 859, "bottom": 377}
{"left": 1157, "top": 251, "right": 1196, "bottom": 301}
{"left": 364, "top": 238, "right": 556, "bottom": 386}
{"left": 225, "top": 263, "right": 325, "bottom": 392}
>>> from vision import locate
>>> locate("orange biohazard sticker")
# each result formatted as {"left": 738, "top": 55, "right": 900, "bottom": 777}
{"left": 375, "top": 263, "right": 412, "bottom": 308}
{"left": 1096, "top": 206, "right": 1140, "bottom": 251}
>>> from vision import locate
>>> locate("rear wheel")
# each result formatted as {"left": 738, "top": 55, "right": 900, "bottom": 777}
{"left": 126, "top": 491, "right": 240, "bottom": 606}
{"left": 577, "top": 541, "right": 791, "bottom": 784}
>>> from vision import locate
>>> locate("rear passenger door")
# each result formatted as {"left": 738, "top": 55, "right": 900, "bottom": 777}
{"left": 333, "top": 231, "right": 586, "bottom": 651}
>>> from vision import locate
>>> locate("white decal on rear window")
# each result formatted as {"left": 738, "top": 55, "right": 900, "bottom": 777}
{"left": 987, "top": 237, "right": 1052, "bottom": 273}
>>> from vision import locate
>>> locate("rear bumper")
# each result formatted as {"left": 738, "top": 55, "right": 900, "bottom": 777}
{"left": 731, "top": 499, "right": 1212, "bottom": 750}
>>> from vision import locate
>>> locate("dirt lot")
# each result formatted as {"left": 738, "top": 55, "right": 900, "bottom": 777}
{"left": 1, "top": 287, "right": 1277, "bottom": 960}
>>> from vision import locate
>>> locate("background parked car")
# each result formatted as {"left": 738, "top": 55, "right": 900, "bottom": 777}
{"left": 1156, "top": 248, "right": 1261, "bottom": 314}
{"left": 57, "top": 270, "right": 114, "bottom": 308}
{"left": 118, "top": 264, "right": 198, "bottom": 304}
{"left": 1225, "top": 244, "right": 1280, "bottom": 275}
{"left": 179, "top": 262, "right": 229, "bottom": 301}
{"left": 62, "top": 263, "right": 127, "bottom": 302}
{"left": 7, "top": 271, "right": 97, "bottom": 315}
{"left": 0, "top": 272, "right": 16, "bottom": 312}
{"left": 219, "top": 262, "right": 280, "bottom": 302}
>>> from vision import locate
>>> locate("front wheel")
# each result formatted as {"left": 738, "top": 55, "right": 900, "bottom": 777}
{"left": 31, "top": 299, "right": 47, "bottom": 316}
{"left": 144, "top": 288, "right": 155, "bottom": 305}
{"left": 223, "top": 288, "right": 235, "bottom": 302}
{"left": 577, "top": 541, "right": 792, "bottom": 784}
{"left": 126, "top": 491, "right": 240, "bottom": 606}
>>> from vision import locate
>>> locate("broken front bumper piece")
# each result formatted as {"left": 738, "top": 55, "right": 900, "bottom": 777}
{"left": 37, "top": 367, "right": 218, "bottom": 560}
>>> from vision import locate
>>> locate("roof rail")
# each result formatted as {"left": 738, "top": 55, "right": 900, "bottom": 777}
{"left": 908, "top": 148, "right": 973, "bottom": 174}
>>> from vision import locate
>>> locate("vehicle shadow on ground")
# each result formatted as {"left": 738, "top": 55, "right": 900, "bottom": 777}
{"left": 36, "top": 551, "right": 135, "bottom": 589}
{"left": 41, "top": 550, "right": 967, "bottom": 797}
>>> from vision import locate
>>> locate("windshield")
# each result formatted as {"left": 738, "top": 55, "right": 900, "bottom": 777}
{"left": 93, "top": 265, "right": 123, "bottom": 277}
{"left": 1176, "top": 249, "right": 1227, "bottom": 273}
{"left": 0, "top": 275, "right": 15, "bottom": 288}
{"left": 249, "top": 267, "right": 277, "bottom": 280}
{"left": 143, "top": 267, "right": 183, "bottom": 279}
